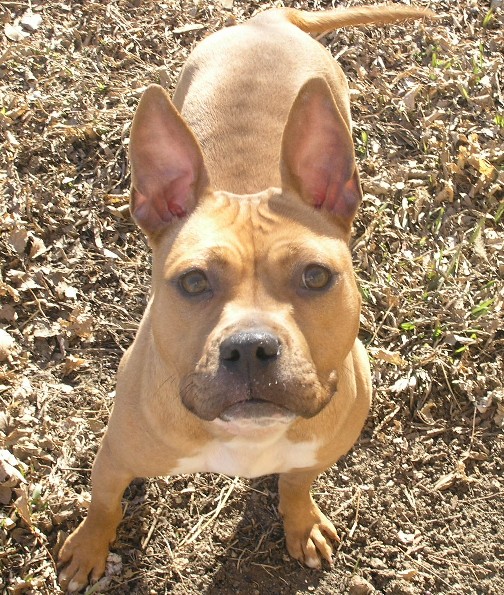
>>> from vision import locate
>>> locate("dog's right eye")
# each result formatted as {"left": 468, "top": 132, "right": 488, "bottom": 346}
{"left": 301, "top": 264, "right": 332, "bottom": 291}
{"left": 179, "top": 270, "right": 210, "bottom": 295}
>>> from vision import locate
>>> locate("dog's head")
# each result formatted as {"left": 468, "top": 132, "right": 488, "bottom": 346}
{"left": 129, "top": 80, "right": 363, "bottom": 432}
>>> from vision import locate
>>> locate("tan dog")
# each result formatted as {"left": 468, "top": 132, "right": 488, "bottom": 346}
{"left": 59, "top": 5, "right": 432, "bottom": 591}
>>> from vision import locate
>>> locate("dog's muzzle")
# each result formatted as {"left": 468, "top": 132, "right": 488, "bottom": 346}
{"left": 181, "top": 326, "right": 334, "bottom": 422}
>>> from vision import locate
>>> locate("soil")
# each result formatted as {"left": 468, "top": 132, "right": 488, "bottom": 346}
{"left": 1, "top": 1, "right": 503, "bottom": 594}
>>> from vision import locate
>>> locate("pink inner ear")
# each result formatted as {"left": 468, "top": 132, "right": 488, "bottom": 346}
{"left": 307, "top": 165, "right": 362, "bottom": 222}
{"left": 131, "top": 170, "right": 196, "bottom": 233}
{"left": 129, "top": 84, "right": 209, "bottom": 235}
{"left": 280, "top": 78, "right": 363, "bottom": 228}
{"left": 132, "top": 190, "right": 187, "bottom": 232}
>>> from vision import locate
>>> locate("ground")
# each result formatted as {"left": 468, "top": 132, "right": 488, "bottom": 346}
{"left": 0, "top": 0, "right": 503, "bottom": 593}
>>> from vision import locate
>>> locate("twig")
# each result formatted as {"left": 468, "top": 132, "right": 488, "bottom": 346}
{"left": 177, "top": 477, "right": 239, "bottom": 548}
{"left": 141, "top": 507, "right": 159, "bottom": 549}
{"left": 348, "top": 488, "right": 361, "bottom": 538}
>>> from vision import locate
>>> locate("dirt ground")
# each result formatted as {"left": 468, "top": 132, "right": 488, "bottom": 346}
{"left": 1, "top": 0, "right": 503, "bottom": 593}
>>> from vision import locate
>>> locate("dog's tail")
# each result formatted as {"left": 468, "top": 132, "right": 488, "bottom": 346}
{"left": 257, "top": 5, "right": 434, "bottom": 33}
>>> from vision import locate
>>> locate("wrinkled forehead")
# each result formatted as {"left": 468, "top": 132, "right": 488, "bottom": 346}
{"left": 163, "top": 190, "right": 350, "bottom": 268}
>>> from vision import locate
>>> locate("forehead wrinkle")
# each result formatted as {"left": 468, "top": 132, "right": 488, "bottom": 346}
{"left": 169, "top": 198, "right": 258, "bottom": 277}
{"left": 252, "top": 198, "right": 282, "bottom": 234}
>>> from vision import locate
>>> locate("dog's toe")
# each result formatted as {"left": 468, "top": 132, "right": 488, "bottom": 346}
{"left": 59, "top": 551, "right": 106, "bottom": 593}
{"left": 284, "top": 506, "right": 338, "bottom": 568}
{"left": 58, "top": 523, "right": 110, "bottom": 592}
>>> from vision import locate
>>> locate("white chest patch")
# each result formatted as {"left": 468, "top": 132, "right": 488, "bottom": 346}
{"left": 172, "top": 428, "right": 320, "bottom": 479}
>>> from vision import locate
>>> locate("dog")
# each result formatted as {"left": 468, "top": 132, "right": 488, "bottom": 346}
{"left": 59, "top": 4, "right": 432, "bottom": 590}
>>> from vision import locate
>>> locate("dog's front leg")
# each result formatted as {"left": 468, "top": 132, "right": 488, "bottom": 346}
{"left": 58, "top": 439, "right": 133, "bottom": 592}
{"left": 278, "top": 469, "right": 339, "bottom": 569}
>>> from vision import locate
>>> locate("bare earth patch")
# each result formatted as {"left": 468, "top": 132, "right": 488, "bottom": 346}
{"left": 1, "top": 0, "right": 502, "bottom": 593}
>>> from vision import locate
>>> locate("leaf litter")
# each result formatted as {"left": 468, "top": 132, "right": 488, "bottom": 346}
{"left": 0, "top": 0, "right": 502, "bottom": 593}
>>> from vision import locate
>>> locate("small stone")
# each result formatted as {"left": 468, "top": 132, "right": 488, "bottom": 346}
{"left": 348, "top": 575, "right": 375, "bottom": 594}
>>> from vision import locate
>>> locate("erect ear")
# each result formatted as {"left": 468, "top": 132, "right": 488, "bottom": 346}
{"left": 129, "top": 84, "right": 210, "bottom": 236}
{"left": 280, "top": 78, "right": 363, "bottom": 231}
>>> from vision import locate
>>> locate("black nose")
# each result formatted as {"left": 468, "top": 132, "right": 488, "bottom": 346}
{"left": 220, "top": 330, "right": 281, "bottom": 370}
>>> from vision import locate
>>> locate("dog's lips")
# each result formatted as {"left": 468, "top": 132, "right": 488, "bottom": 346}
{"left": 218, "top": 399, "right": 296, "bottom": 425}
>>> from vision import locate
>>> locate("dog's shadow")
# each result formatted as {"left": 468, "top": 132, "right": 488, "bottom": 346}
{"left": 118, "top": 473, "right": 335, "bottom": 594}
{"left": 200, "top": 475, "right": 325, "bottom": 595}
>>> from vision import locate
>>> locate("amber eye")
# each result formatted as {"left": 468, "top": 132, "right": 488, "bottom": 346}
{"left": 179, "top": 270, "right": 210, "bottom": 295}
{"left": 301, "top": 265, "right": 332, "bottom": 290}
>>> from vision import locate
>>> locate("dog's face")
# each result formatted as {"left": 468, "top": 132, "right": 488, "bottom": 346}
{"left": 128, "top": 80, "right": 364, "bottom": 431}
{"left": 148, "top": 189, "right": 361, "bottom": 428}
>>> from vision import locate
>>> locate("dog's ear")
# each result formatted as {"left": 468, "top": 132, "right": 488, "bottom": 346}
{"left": 129, "top": 84, "right": 210, "bottom": 236}
{"left": 280, "top": 77, "right": 362, "bottom": 231}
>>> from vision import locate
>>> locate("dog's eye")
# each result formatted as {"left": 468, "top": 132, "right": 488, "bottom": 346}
{"left": 179, "top": 270, "right": 210, "bottom": 295}
{"left": 301, "top": 265, "right": 332, "bottom": 290}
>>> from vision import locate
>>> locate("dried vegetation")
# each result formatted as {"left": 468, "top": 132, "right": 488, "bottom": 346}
{"left": 1, "top": 0, "right": 503, "bottom": 593}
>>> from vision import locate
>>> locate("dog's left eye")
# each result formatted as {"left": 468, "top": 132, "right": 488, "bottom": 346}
{"left": 179, "top": 270, "right": 210, "bottom": 295}
{"left": 301, "top": 265, "right": 332, "bottom": 290}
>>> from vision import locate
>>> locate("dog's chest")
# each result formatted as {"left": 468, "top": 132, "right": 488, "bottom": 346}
{"left": 172, "top": 431, "right": 320, "bottom": 479}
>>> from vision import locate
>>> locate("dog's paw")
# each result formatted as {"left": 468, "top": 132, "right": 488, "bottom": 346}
{"left": 58, "top": 522, "right": 110, "bottom": 592}
{"left": 283, "top": 505, "right": 339, "bottom": 569}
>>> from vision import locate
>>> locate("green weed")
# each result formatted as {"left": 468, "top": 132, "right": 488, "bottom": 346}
{"left": 482, "top": 10, "right": 494, "bottom": 28}
{"left": 471, "top": 299, "right": 494, "bottom": 318}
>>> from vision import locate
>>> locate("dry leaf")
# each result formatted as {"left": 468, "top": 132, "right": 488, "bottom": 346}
{"left": 369, "top": 348, "right": 407, "bottom": 367}
{"left": 13, "top": 486, "right": 32, "bottom": 526}
{"left": 417, "top": 401, "right": 437, "bottom": 425}
{"left": 0, "top": 304, "right": 17, "bottom": 322}
{"left": 55, "top": 281, "right": 78, "bottom": 300}
{"left": 0, "top": 329, "right": 15, "bottom": 361}
{"left": 401, "top": 84, "right": 422, "bottom": 111}
{"left": 494, "top": 402, "right": 504, "bottom": 428}
{"left": 64, "top": 309, "right": 95, "bottom": 339}
{"left": 173, "top": 23, "right": 206, "bottom": 34}
{"left": 397, "top": 569, "right": 418, "bottom": 581}
{"left": 4, "top": 23, "right": 29, "bottom": 42}
{"left": 435, "top": 180, "right": 454, "bottom": 203}
{"left": 0, "top": 451, "right": 27, "bottom": 487}
{"left": 29, "top": 236, "right": 47, "bottom": 259}
{"left": 390, "top": 376, "right": 417, "bottom": 394}
{"left": 62, "top": 354, "right": 89, "bottom": 376}
{"left": 20, "top": 11, "right": 43, "bottom": 32}
{"left": 8, "top": 228, "right": 29, "bottom": 255}
{"left": 434, "top": 460, "right": 468, "bottom": 491}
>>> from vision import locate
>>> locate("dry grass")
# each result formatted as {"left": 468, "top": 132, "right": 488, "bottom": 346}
{"left": 1, "top": 1, "right": 503, "bottom": 593}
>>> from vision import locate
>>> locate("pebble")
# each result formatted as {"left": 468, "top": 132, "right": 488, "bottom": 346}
{"left": 348, "top": 575, "right": 375, "bottom": 594}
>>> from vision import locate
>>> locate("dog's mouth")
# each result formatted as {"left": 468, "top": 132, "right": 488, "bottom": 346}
{"left": 215, "top": 399, "right": 296, "bottom": 430}
{"left": 219, "top": 399, "right": 295, "bottom": 421}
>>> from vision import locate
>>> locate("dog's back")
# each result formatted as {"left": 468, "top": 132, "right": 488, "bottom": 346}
{"left": 172, "top": 6, "right": 433, "bottom": 194}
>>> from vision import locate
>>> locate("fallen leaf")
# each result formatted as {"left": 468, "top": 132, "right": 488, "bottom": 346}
{"left": 13, "top": 486, "right": 32, "bottom": 526}
{"left": 20, "top": 11, "right": 43, "bottom": 32}
{"left": 12, "top": 377, "right": 33, "bottom": 400}
{"left": 62, "top": 354, "right": 89, "bottom": 376}
{"left": 29, "top": 236, "right": 47, "bottom": 259}
{"left": 0, "top": 304, "right": 17, "bottom": 322}
{"left": 397, "top": 568, "right": 418, "bottom": 581}
{"left": 369, "top": 348, "right": 407, "bottom": 367}
{"left": 0, "top": 329, "right": 15, "bottom": 361}
{"left": 434, "top": 460, "right": 468, "bottom": 491}
{"left": 0, "top": 451, "right": 27, "bottom": 486}
{"left": 417, "top": 401, "right": 437, "bottom": 425}
{"left": 173, "top": 23, "right": 206, "bottom": 34}
{"left": 4, "top": 23, "right": 29, "bottom": 42}
{"left": 8, "top": 228, "right": 29, "bottom": 255}
{"left": 401, "top": 84, "right": 422, "bottom": 111}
